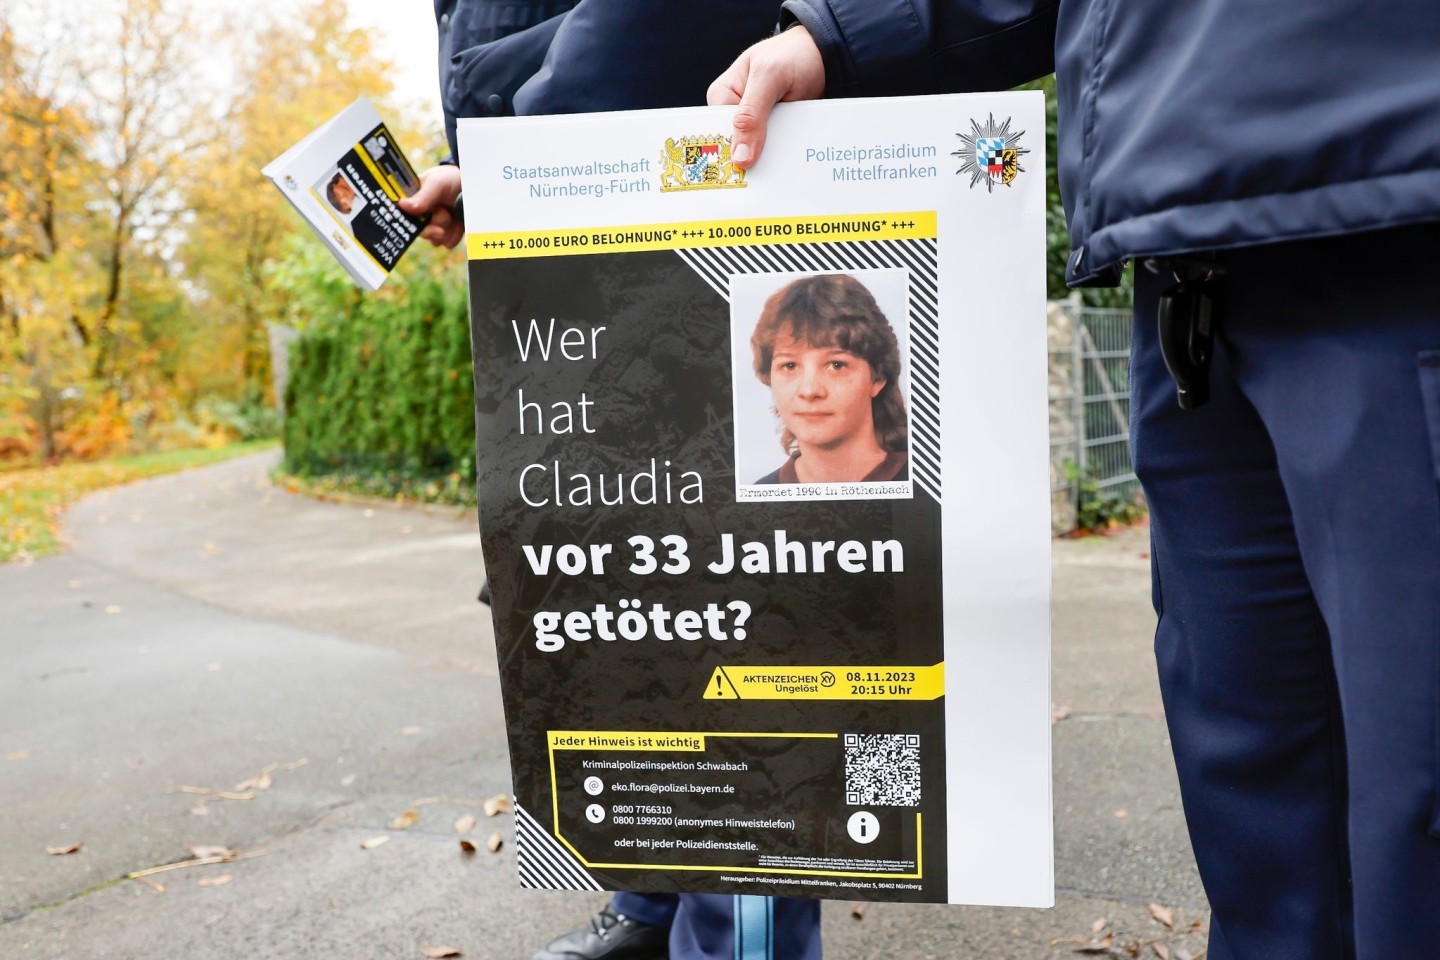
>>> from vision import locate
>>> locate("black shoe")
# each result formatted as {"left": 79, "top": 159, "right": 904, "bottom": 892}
{"left": 529, "top": 905, "right": 668, "bottom": 960}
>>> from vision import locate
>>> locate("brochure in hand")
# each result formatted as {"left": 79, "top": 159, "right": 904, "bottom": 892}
{"left": 263, "top": 98, "right": 424, "bottom": 290}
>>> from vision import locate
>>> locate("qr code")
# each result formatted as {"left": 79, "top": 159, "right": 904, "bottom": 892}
{"left": 844, "top": 733, "right": 921, "bottom": 807}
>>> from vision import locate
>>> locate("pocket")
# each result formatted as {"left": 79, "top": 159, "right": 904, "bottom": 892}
{"left": 1414, "top": 351, "right": 1440, "bottom": 835}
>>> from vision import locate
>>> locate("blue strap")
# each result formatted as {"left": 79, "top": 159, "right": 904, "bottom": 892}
{"left": 733, "top": 895, "right": 773, "bottom": 960}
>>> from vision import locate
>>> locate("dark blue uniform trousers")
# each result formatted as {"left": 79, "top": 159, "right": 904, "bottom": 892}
{"left": 611, "top": 893, "right": 821, "bottom": 960}
{"left": 1132, "top": 224, "right": 1440, "bottom": 959}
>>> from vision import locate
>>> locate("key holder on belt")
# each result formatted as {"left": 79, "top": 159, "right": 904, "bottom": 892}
{"left": 1147, "top": 257, "right": 1223, "bottom": 410}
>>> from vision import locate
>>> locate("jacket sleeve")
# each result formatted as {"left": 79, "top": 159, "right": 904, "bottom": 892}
{"left": 513, "top": 0, "right": 781, "bottom": 116}
{"left": 443, "top": 13, "right": 569, "bottom": 158}
{"left": 781, "top": 0, "right": 1058, "bottom": 97}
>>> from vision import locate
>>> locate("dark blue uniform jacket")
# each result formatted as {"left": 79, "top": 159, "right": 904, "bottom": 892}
{"left": 782, "top": 0, "right": 1440, "bottom": 285}
{"left": 435, "top": 0, "right": 780, "bottom": 159}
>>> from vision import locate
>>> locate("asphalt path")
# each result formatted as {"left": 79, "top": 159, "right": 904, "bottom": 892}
{"left": 0, "top": 452, "right": 1209, "bottom": 958}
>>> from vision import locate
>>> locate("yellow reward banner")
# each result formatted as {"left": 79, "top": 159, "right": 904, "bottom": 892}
{"left": 549, "top": 731, "right": 706, "bottom": 751}
{"left": 703, "top": 664, "right": 944, "bottom": 701}
{"left": 467, "top": 211, "right": 937, "bottom": 260}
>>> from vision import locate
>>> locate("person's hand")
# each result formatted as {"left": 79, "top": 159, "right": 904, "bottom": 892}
{"left": 399, "top": 164, "right": 465, "bottom": 249}
{"left": 707, "top": 25, "right": 825, "bottom": 171}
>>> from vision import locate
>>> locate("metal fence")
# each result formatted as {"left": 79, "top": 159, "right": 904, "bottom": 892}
{"left": 1048, "top": 298, "right": 1141, "bottom": 532}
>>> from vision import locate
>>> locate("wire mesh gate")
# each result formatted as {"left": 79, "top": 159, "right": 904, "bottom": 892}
{"left": 1048, "top": 298, "right": 1141, "bottom": 532}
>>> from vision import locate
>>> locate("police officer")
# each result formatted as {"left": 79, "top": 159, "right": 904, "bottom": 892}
{"left": 710, "top": 4, "right": 1440, "bottom": 958}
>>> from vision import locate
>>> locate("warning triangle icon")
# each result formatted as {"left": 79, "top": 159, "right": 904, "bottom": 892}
{"left": 704, "top": 667, "right": 740, "bottom": 700}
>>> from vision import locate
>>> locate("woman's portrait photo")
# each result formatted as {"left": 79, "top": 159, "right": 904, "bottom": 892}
{"left": 731, "top": 270, "right": 913, "bottom": 501}
{"left": 316, "top": 167, "right": 365, "bottom": 221}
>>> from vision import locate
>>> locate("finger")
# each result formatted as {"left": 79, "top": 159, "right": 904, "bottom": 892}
{"left": 399, "top": 178, "right": 439, "bottom": 215}
{"left": 707, "top": 50, "right": 749, "bottom": 107}
{"left": 420, "top": 208, "right": 456, "bottom": 246}
{"left": 399, "top": 167, "right": 459, "bottom": 214}
{"left": 442, "top": 220, "right": 465, "bottom": 249}
{"left": 729, "top": 62, "right": 786, "bottom": 170}
{"left": 721, "top": 29, "right": 824, "bottom": 170}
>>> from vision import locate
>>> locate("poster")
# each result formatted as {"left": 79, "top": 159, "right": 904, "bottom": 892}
{"left": 457, "top": 93, "right": 1052, "bottom": 906}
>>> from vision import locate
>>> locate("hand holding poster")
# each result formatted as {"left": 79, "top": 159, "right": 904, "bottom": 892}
{"left": 459, "top": 93, "right": 1051, "bottom": 906}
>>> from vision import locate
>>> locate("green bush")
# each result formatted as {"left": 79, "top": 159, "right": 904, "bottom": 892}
{"left": 274, "top": 239, "right": 476, "bottom": 498}
{"left": 1064, "top": 461, "right": 1147, "bottom": 533}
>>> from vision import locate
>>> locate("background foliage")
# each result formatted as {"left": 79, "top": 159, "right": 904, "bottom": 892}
{"left": 276, "top": 239, "right": 476, "bottom": 504}
{"left": 0, "top": 0, "right": 420, "bottom": 467}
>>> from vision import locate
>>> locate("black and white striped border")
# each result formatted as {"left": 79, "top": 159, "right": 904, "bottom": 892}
{"left": 515, "top": 801, "right": 604, "bottom": 890}
{"left": 676, "top": 239, "right": 942, "bottom": 503}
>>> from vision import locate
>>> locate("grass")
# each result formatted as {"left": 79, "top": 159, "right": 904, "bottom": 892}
{"left": 0, "top": 440, "right": 278, "bottom": 564}
{"left": 273, "top": 465, "right": 476, "bottom": 511}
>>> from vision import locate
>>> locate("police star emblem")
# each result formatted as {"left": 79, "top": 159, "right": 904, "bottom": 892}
{"left": 953, "top": 114, "right": 1029, "bottom": 192}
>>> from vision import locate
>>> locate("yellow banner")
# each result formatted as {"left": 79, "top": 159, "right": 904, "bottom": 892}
{"left": 352, "top": 140, "right": 401, "bottom": 202}
{"left": 704, "top": 664, "right": 944, "bottom": 701}
{"left": 467, "top": 211, "right": 937, "bottom": 260}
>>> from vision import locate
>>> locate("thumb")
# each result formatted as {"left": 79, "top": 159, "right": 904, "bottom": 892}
{"left": 728, "top": 65, "right": 781, "bottom": 171}
{"left": 399, "top": 167, "right": 458, "bottom": 214}
{"left": 712, "top": 28, "right": 825, "bottom": 171}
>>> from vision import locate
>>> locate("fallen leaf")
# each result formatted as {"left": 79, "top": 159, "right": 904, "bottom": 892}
{"left": 362, "top": 509, "right": 375, "bottom": 518}
{"left": 255, "top": 771, "right": 273, "bottom": 790}
{"left": 186, "top": 845, "right": 236, "bottom": 861}
{"left": 1152, "top": 943, "right": 1170, "bottom": 959}
{"left": 67, "top": 579, "right": 82, "bottom": 589}
{"left": 196, "top": 874, "right": 233, "bottom": 887}
{"left": 399, "top": 725, "right": 423, "bottom": 736}
{"left": 454, "top": 814, "right": 476, "bottom": 835}
{"left": 135, "top": 877, "right": 165, "bottom": 893}
{"left": 1070, "top": 933, "right": 1114, "bottom": 954}
{"left": 459, "top": 840, "right": 477, "bottom": 855}
{"left": 361, "top": 836, "right": 390, "bottom": 850}
{"left": 1052, "top": 706, "right": 1073, "bottom": 724}
{"left": 104, "top": 604, "right": 122, "bottom": 614}
{"left": 190, "top": 803, "right": 212, "bottom": 816}
{"left": 420, "top": 947, "right": 461, "bottom": 958}
{"left": 1092, "top": 918, "right": 1108, "bottom": 935}
{"left": 391, "top": 810, "right": 421, "bottom": 830}
{"left": 483, "top": 794, "right": 512, "bottom": 817}
{"left": 486, "top": 831, "right": 503, "bottom": 853}
{"left": 206, "top": 663, "right": 222, "bottom": 672}
{"left": 340, "top": 774, "right": 357, "bottom": 787}
{"left": 850, "top": 903, "right": 865, "bottom": 920}
{"left": 5, "top": 750, "right": 31, "bottom": 761}
{"left": 1148, "top": 903, "right": 1175, "bottom": 928}
{"left": 1114, "top": 809, "right": 1130, "bottom": 819}
{"left": 46, "top": 843, "right": 82, "bottom": 856}
{"left": 204, "top": 542, "right": 219, "bottom": 556}
{"left": 1175, "top": 950, "right": 1195, "bottom": 960}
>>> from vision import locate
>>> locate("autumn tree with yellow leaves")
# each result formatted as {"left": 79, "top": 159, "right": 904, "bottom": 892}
{"left": 0, "top": 0, "right": 406, "bottom": 465}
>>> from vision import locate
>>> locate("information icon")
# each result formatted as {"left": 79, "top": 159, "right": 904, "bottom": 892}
{"left": 847, "top": 811, "right": 880, "bottom": 844}
{"left": 584, "top": 776, "right": 604, "bottom": 796}
{"left": 585, "top": 804, "right": 606, "bottom": 824}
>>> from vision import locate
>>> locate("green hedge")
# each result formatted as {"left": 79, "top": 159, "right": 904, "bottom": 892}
{"left": 276, "top": 240, "right": 476, "bottom": 496}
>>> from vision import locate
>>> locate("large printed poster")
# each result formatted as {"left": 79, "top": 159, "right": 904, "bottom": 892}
{"left": 457, "top": 94, "right": 1052, "bottom": 906}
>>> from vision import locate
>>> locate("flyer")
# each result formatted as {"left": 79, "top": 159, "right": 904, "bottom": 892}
{"left": 458, "top": 92, "right": 1052, "bottom": 906}
{"left": 262, "top": 97, "right": 424, "bottom": 290}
